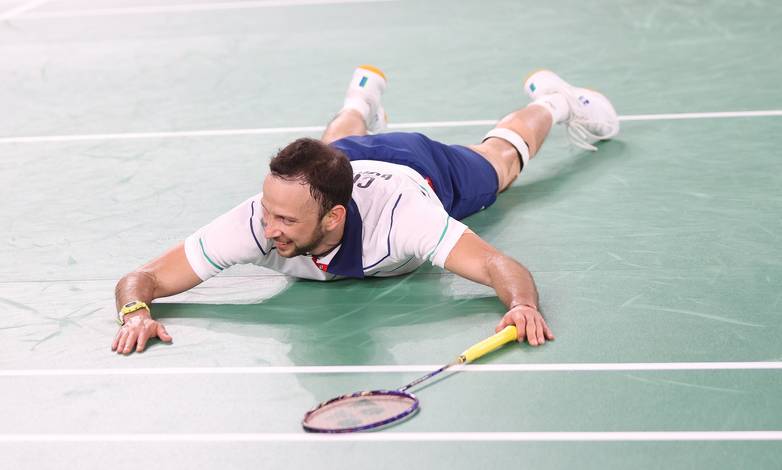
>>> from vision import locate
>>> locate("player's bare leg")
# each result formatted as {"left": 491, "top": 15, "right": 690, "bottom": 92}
{"left": 321, "top": 65, "right": 388, "bottom": 144}
{"left": 471, "top": 70, "right": 620, "bottom": 193}
{"left": 322, "top": 109, "right": 367, "bottom": 144}
{"left": 470, "top": 105, "right": 553, "bottom": 192}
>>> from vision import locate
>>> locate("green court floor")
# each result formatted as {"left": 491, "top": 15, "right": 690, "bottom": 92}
{"left": 1, "top": 0, "right": 781, "bottom": 469}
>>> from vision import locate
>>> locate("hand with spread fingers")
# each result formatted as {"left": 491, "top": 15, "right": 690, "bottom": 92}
{"left": 112, "top": 243, "right": 200, "bottom": 355}
{"left": 112, "top": 311, "right": 172, "bottom": 355}
{"left": 495, "top": 304, "right": 554, "bottom": 346}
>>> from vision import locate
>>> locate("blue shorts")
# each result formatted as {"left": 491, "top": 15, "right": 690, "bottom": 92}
{"left": 331, "top": 132, "right": 499, "bottom": 220}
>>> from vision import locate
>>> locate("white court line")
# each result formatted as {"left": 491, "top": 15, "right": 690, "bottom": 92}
{"left": 2, "top": 361, "right": 782, "bottom": 377}
{"left": 1, "top": 110, "right": 780, "bottom": 145}
{"left": 0, "top": 126, "right": 327, "bottom": 144}
{"left": 619, "top": 110, "right": 782, "bottom": 121}
{"left": 1, "top": 431, "right": 782, "bottom": 442}
{"left": 13, "top": 0, "right": 394, "bottom": 19}
{"left": 0, "top": 0, "right": 50, "bottom": 21}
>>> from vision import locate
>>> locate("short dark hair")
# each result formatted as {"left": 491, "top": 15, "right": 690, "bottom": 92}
{"left": 269, "top": 138, "right": 353, "bottom": 218}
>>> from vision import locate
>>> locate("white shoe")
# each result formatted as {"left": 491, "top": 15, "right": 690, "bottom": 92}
{"left": 367, "top": 105, "right": 388, "bottom": 134}
{"left": 524, "top": 70, "right": 619, "bottom": 151}
{"left": 343, "top": 65, "right": 388, "bottom": 134}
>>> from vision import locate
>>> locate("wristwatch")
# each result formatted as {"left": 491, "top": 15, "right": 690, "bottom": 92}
{"left": 117, "top": 300, "right": 149, "bottom": 325}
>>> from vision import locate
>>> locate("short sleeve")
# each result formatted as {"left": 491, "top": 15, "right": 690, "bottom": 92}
{"left": 392, "top": 192, "right": 468, "bottom": 268}
{"left": 183, "top": 194, "right": 269, "bottom": 281}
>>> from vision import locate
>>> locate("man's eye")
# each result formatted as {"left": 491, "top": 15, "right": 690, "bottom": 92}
{"left": 281, "top": 217, "right": 294, "bottom": 226}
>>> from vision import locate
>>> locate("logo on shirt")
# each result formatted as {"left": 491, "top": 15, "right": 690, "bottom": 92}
{"left": 312, "top": 256, "right": 328, "bottom": 272}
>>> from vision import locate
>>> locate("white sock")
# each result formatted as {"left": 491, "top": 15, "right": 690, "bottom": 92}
{"left": 530, "top": 93, "right": 571, "bottom": 124}
{"left": 341, "top": 97, "right": 371, "bottom": 122}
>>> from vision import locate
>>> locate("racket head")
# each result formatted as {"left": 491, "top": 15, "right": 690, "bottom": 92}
{"left": 302, "top": 389, "right": 419, "bottom": 433}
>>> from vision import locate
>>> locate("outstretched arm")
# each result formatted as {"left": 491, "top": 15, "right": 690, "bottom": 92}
{"left": 112, "top": 242, "right": 202, "bottom": 355}
{"left": 443, "top": 231, "right": 554, "bottom": 346}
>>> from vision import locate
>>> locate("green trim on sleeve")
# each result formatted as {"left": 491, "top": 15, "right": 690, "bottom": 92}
{"left": 199, "top": 238, "right": 224, "bottom": 271}
{"left": 425, "top": 216, "right": 451, "bottom": 261}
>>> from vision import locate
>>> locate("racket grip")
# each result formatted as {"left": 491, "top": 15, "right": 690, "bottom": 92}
{"left": 458, "top": 326, "right": 518, "bottom": 363}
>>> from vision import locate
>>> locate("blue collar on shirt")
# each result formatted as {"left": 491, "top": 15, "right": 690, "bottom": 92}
{"left": 326, "top": 199, "right": 364, "bottom": 279}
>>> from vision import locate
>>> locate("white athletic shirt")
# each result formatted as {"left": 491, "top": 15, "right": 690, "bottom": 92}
{"left": 183, "top": 160, "right": 468, "bottom": 281}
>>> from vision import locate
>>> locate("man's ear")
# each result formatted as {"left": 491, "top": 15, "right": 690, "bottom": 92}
{"left": 322, "top": 204, "right": 346, "bottom": 230}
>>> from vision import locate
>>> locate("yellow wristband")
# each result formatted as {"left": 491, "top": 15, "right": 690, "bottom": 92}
{"left": 117, "top": 300, "right": 149, "bottom": 325}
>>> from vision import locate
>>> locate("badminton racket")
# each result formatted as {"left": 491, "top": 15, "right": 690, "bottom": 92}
{"left": 302, "top": 325, "right": 518, "bottom": 433}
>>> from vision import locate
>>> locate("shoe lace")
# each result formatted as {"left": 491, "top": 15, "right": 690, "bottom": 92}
{"left": 565, "top": 121, "right": 601, "bottom": 151}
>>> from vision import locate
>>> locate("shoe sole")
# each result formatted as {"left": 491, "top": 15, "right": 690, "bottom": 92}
{"left": 524, "top": 69, "right": 576, "bottom": 99}
{"left": 525, "top": 69, "right": 606, "bottom": 99}
{"left": 358, "top": 64, "right": 387, "bottom": 82}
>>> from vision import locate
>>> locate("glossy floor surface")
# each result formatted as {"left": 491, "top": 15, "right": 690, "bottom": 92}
{"left": 1, "top": 0, "right": 781, "bottom": 468}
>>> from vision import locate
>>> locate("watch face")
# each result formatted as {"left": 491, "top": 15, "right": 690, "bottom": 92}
{"left": 123, "top": 301, "right": 136, "bottom": 309}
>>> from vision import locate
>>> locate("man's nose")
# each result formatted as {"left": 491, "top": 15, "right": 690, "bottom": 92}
{"left": 263, "top": 217, "right": 281, "bottom": 239}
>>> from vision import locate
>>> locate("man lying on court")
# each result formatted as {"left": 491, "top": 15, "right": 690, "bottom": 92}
{"left": 112, "top": 66, "right": 619, "bottom": 354}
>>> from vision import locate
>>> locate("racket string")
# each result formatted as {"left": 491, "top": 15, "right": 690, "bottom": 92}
{"left": 303, "top": 391, "right": 419, "bottom": 432}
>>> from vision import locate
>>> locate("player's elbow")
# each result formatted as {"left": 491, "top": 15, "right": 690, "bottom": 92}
{"left": 468, "top": 250, "right": 503, "bottom": 286}
{"left": 486, "top": 252, "right": 526, "bottom": 280}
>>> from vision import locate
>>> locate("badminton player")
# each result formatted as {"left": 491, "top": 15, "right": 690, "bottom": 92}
{"left": 112, "top": 66, "right": 619, "bottom": 354}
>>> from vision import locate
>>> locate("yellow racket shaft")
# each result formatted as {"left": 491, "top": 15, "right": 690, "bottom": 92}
{"left": 398, "top": 325, "right": 519, "bottom": 393}
{"left": 458, "top": 325, "right": 518, "bottom": 363}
